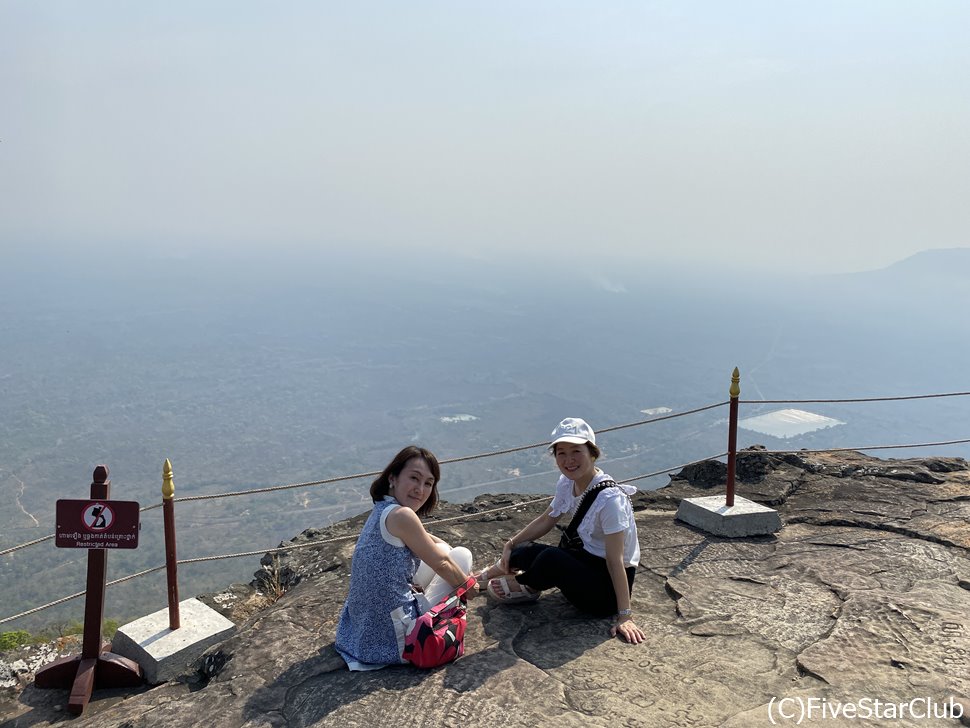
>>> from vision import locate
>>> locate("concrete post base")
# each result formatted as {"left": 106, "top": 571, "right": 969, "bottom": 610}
{"left": 676, "top": 495, "right": 782, "bottom": 537}
{"left": 111, "top": 598, "right": 236, "bottom": 684}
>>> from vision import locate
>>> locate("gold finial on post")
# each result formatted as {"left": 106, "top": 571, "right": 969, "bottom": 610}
{"left": 730, "top": 367, "right": 740, "bottom": 399}
{"left": 162, "top": 458, "right": 175, "bottom": 500}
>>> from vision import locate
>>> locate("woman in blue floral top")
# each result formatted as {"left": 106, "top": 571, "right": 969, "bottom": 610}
{"left": 335, "top": 446, "right": 478, "bottom": 669}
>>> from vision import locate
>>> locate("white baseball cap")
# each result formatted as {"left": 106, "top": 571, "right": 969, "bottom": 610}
{"left": 550, "top": 417, "right": 596, "bottom": 446}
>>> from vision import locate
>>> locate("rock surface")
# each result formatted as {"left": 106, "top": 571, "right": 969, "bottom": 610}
{"left": 2, "top": 449, "right": 969, "bottom": 727}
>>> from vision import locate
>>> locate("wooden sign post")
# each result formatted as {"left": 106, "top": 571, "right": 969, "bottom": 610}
{"left": 34, "top": 465, "right": 144, "bottom": 714}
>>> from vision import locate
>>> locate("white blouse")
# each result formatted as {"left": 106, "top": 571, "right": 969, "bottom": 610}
{"left": 549, "top": 470, "right": 640, "bottom": 567}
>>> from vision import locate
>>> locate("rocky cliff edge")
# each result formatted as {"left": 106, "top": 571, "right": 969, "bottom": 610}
{"left": 2, "top": 448, "right": 969, "bottom": 727}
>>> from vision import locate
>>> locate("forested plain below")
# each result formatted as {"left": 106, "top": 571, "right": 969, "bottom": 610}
{"left": 1, "top": 247, "right": 968, "bottom": 631}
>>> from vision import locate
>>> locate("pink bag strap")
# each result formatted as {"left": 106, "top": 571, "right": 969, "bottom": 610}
{"left": 456, "top": 574, "right": 477, "bottom": 597}
{"left": 427, "top": 575, "right": 477, "bottom": 617}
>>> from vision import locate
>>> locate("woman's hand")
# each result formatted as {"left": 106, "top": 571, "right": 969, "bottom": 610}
{"left": 500, "top": 511, "right": 558, "bottom": 573}
{"left": 387, "top": 507, "right": 468, "bottom": 589}
{"left": 500, "top": 539, "right": 514, "bottom": 573}
{"left": 611, "top": 616, "right": 645, "bottom": 644}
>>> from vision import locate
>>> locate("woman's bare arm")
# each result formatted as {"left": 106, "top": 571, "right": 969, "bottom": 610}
{"left": 604, "top": 530, "right": 644, "bottom": 644}
{"left": 499, "top": 509, "right": 560, "bottom": 572}
{"left": 386, "top": 507, "right": 468, "bottom": 589}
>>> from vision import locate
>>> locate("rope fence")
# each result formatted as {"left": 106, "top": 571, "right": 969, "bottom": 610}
{"left": 0, "top": 566, "right": 168, "bottom": 625}
{"left": 739, "top": 390, "right": 970, "bottom": 405}
{"left": 173, "top": 400, "right": 732, "bottom": 503}
{"left": 0, "top": 493, "right": 583, "bottom": 625}
{"left": 0, "top": 502, "right": 165, "bottom": 558}
{"left": 3, "top": 444, "right": 742, "bottom": 626}
{"left": 619, "top": 454, "right": 730, "bottom": 483}
{"left": 0, "top": 400, "right": 730, "bottom": 557}
{"left": 737, "top": 438, "right": 970, "bottom": 455}
{"left": 2, "top": 387, "right": 968, "bottom": 627}
{"left": 6, "top": 392, "right": 965, "bottom": 556}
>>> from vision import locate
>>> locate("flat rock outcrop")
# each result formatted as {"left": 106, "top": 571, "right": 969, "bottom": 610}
{"left": 3, "top": 449, "right": 969, "bottom": 727}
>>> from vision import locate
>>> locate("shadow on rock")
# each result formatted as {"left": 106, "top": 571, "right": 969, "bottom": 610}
{"left": 242, "top": 640, "right": 518, "bottom": 726}
{"left": 3, "top": 681, "right": 154, "bottom": 727}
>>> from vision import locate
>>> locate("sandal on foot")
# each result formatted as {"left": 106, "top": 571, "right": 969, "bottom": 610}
{"left": 472, "top": 571, "right": 492, "bottom": 591}
{"left": 486, "top": 575, "right": 540, "bottom": 603}
{"left": 472, "top": 560, "right": 506, "bottom": 590}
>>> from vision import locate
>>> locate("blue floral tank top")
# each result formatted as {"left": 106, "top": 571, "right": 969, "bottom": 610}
{"left": 335, "top": 498, "right": 420, "bottom": 666}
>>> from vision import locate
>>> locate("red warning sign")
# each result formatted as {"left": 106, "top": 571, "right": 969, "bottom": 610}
{"left": 83, "top": 502, "right": 114, "bottom": 531}
{"left": 55, "top": 499, "right": 140, "bottom": 549}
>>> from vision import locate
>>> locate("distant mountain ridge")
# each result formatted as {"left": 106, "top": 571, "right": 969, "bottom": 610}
{"left": 816, "top": 247, "right": 970, "bottom": 305}
{"left": 865, "top": 246, "right": 970, "bottom": 280}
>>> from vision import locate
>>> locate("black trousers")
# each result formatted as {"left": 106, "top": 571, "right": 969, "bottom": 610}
{"left": 509, "top": 542, "right": 635, "bottom": 618}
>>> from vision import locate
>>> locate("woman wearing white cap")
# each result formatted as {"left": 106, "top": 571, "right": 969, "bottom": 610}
{"left": 478, "top": 418, "right": 645, "bottom": 644}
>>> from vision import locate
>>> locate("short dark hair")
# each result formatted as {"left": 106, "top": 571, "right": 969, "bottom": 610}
{"left": 550, "top": 441, "right": 601, "bottom": 460}
{"left": 370, "top": 446, "right": 441, "bottom": 516}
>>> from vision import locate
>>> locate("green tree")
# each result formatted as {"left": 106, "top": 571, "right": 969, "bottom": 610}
{"left": 0, "top": 630, "right": 30, "bottom": 651}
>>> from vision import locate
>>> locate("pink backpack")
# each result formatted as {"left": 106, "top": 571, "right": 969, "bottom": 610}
{"left": 403, "top": 576, "right": 476, "bottom": 669}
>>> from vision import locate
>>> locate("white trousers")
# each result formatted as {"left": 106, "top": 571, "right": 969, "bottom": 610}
{"left": 390, "top": 541, "right": 474, "bottom": 661}
{"left": 413, "top": 542, "right": 473, "bottom": 613}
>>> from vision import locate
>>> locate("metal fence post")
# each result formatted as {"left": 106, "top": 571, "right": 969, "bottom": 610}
{"left": 162, "top": 459, "right": 180, "bottom": 630}
{"left": 726, "top": 367, "right": 740, "bottom": 507}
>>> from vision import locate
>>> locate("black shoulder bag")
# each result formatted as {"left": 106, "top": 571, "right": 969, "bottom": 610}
{"left": 557, "top": 480, "right": 616, "bottom": 551}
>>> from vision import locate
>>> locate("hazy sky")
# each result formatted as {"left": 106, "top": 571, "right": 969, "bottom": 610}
{"left": 2, "top": 1, "right": 968, "bottom": 274}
